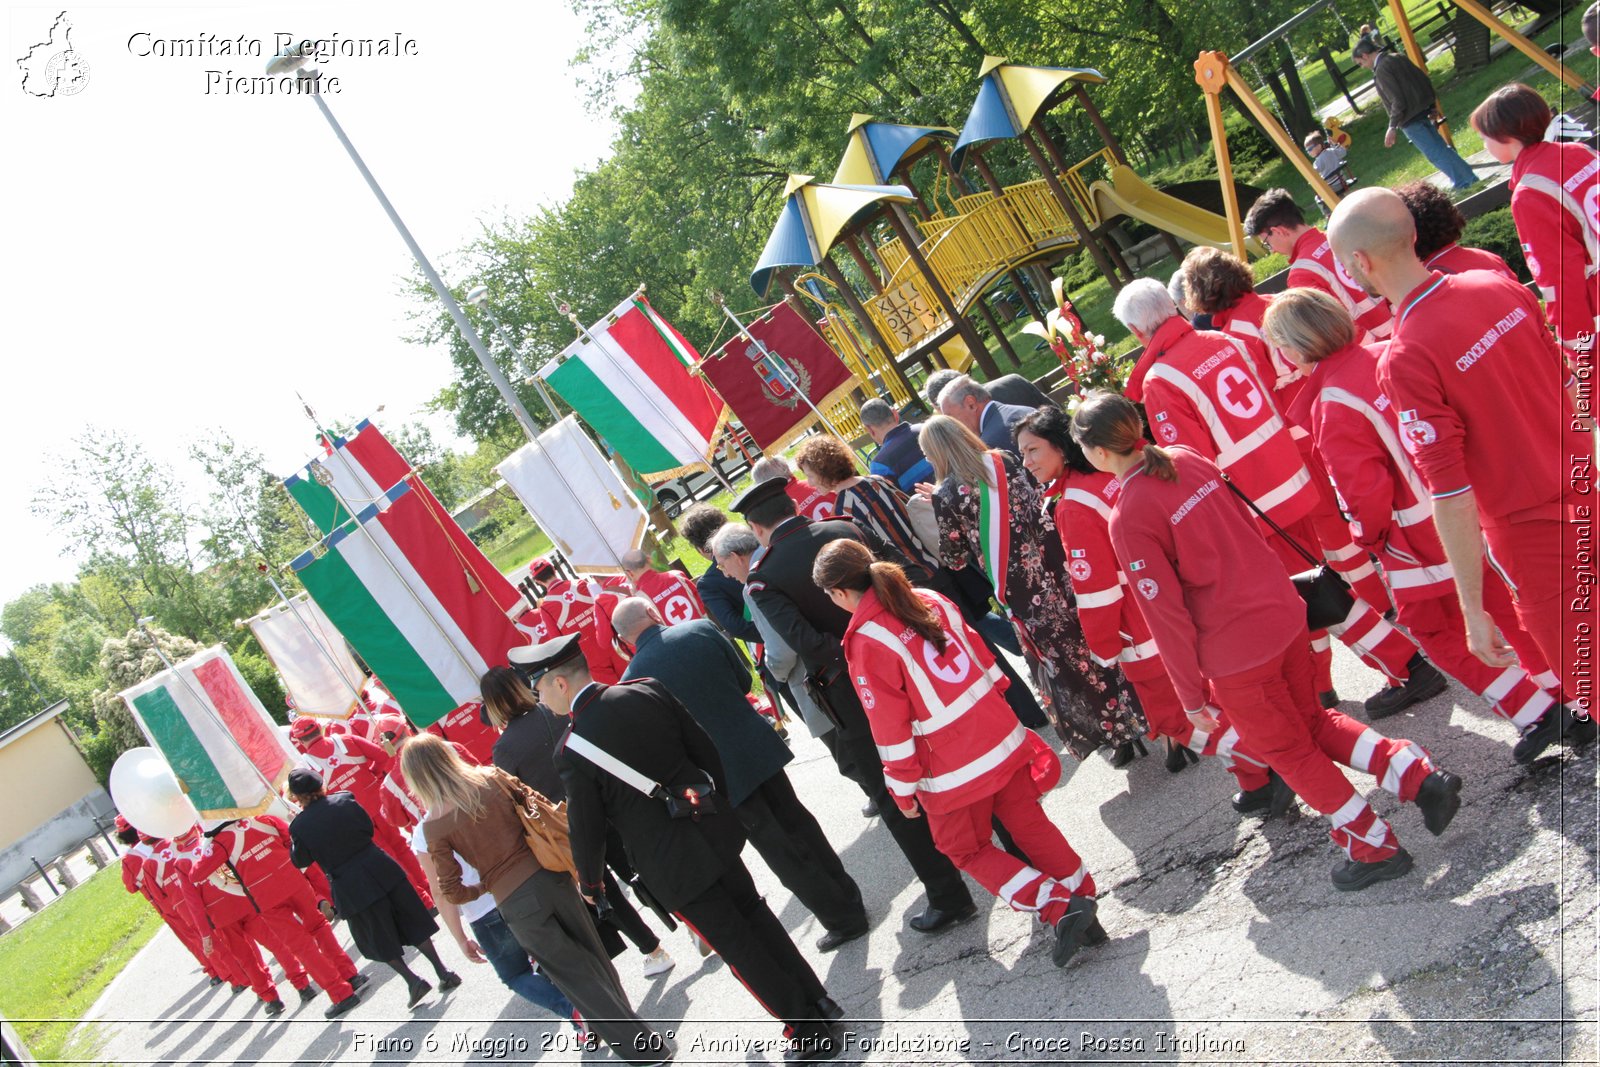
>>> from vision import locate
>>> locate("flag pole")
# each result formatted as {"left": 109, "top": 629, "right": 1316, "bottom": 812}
{"left": 547, "top": 291, "right": 736, "bottom": 494}
{"left": 712, "top": 293, "right": 869, "bottom": 466}
{"left": 248, "top": 566, "right": 366, "bottom": 709}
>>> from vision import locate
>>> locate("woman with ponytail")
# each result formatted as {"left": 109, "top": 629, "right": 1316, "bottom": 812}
{"left": 1070, "top": 392, "right": 1463, "bottom": 893}
{"left": 917, "top": 415, "right": 1146, "bottom": 762}
{"left": 813, "top": 539, "right": 1105, "bottom": 968}
{"left": 1014, "top": 406, "right": 1277, "bottom": 808}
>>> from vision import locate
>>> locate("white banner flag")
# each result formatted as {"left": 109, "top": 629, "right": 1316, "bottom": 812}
{"left": 497, "top": 417, "right": 648, "bottom": 573}
{"left": 245, "top": 594, "right": 365, "bottom": 719}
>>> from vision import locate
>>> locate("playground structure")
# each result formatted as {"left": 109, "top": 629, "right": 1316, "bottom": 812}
{"left": 752, "top": 59, "right": 1255, "bottom": 393}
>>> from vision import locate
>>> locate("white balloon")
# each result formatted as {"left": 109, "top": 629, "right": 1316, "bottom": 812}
{"left": 109, "top": 747, "right": 201, "bottom": 839}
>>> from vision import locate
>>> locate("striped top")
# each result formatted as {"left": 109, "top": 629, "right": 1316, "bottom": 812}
{"left": 834, "top": 475, "right": 939, "bottom": 579}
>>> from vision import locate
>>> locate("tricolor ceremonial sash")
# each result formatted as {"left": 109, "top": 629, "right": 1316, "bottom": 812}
{"left": 976, "top": 452, "right": 1013, "bottom": 615}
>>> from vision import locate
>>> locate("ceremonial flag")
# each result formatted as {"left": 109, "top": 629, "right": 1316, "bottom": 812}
{"left": 245, "top": 594, "right": 365, "bottom": 720}
{"left": 538, "top": 293, "right": 726, "bottom": 479}
{"left": 120, "top": 646, "right": 296, "bottom": 820}
{"left": 496, "top": 416, "right": 647, "bottom": 573}
{"left": 704, "top": 301, "right": 861, "bottom": 451}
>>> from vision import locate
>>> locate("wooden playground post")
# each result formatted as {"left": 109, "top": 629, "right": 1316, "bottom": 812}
{"left": 975, "top": 297, "right": 1023, "bottom": 367}
{"left": 1445, "top": 0, "right": 1589, "bottom": 94}
{"left": 885, "top": 203, "right": 1001, "bottom": 379}
{"left": 1195, "top": 53, "right": 1250, "bottom": 262}
{"left": 931, "top": 144, "right": 977, "bottom": 197}
{"left": 1385, "top": 0, "right": 1458, "bottom": 146}
{"left": 1021, "top": 124, "right": 1122, "bottom": 290}
{"left": 1071, "top": 85, "right": 1128, "bottom": 166}
{"left": 843, "top": 236, "right": 884, "bottom": 293}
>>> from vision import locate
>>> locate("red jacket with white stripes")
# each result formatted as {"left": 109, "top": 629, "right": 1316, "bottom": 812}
{"left": 634, "top": 568, "right": 708, "bottom": 626}
{"left": 427, "top": 703, "right": 496, "bottom": 766}
{"left": 1304, "top": 343, "right": 1455, "bottom": 603}
{"left": 1510, "top": 140, "right": 1600, "bottom": 347}
{"left": 1133, "top": 316, "right": 1319, "bottom": 528}
{"left": 170, "top": 829, "right": 256, "bottom": 931}
{"left": 298, "top": 733, "right": 392, "bottom": 813}
{"left": 1045, "top": 470, "right": 1163, "bottom": 682}
{"left": 1378, "top": 270, "right": 1574, "bottom": 526}
{"left": 1424, "top": 242, "right": 1516, "bottom": 281}
{"left": 530, "top": 578, "right": 631, "bottom": 684}
{"left": 184, "top": 815, "right": 312, "bottom": 910}
{"left": 1288, "top": 227, "right": 1394, "bottom": 343}
{"left": 1109, "top": 447, "right": 1308, "bottom": 711}
{"left": 143, "top": 840, "right": 197, "bottom": 924}
{"left": 842, "top": 587, "right": 1050, "bottom": 815}
{"left": 786, "top": 478, "right": 838, "bottom": 522}
{"left": 121, "top": 844, "right": 154, "bottom": 900}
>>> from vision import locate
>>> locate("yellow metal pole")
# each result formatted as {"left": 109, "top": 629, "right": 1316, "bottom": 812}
{"left": 1386, "top": 0, "right": 1456, "bottom": 146}
{"left": 1222, "top": 59, "right": 1345, "bottom": 208}
{"left": 1447, "top": 0, "right": 1588, "bottom": 93}
{"left": 1195, "top": 53, "right": 1249, "bottom": 262}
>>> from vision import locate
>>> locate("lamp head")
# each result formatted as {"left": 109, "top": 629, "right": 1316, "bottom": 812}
{"left": 465, "top": 285, "right": 490, "bottom": 306}
{"left": 265, "top": 44, "right": 312, "bottom": 77}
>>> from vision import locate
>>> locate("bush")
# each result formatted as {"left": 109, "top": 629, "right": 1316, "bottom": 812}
{"left": 1459, "top": 206, "right": 1528, "bottom": 281}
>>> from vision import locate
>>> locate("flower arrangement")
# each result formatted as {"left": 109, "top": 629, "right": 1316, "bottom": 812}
{"left": 1021, "top": 277, "right": 1129, "bottom": 399}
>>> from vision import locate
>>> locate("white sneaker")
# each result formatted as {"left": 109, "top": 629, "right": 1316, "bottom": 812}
{"left": 642, "top": 947, "right": 676, "bottom": 977}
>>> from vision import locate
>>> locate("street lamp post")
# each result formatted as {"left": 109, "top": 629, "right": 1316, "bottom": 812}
{"left": 464, "top": 286, "right": 562, "bottom": 424}
{"left": 264, "top": 45, "right": 541, "bottom": 443}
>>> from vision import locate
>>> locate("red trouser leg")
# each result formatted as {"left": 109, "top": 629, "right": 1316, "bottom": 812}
{"left": 1127, "top": 666, "right": 1188, "bottom": 740}
{"left": 1210, "top": 632, "right": 1402, "bottom": 862}
{"left": 1135, "top": 668, "right": 1270, "bottom": 790}
{"left": 370, "top": 817, "right": 434, "bottom": 908}
{"left": 1486, "top": 515, "right": 1598, "bottom": 713}
{"left": 215, "top": 921, "right": 278, "bottom": 1000}
{"left": 1308, "top": 501, "right": 1396, "bottom": 616}
{"left": 241, "top": 911, "right": 310, "bottom": 991}
{"left": 925, "top": 765, "right": 1094, "bottom": 927}
{"left": 256, "top": 904, "right": 354, "bottom": 1002}
{"left": 275, "top": 878, "right": 357, "bottom": 981}
{"left": 1481, "top": 563, "right": 1562, "bottom": 693}
{"left": 158, "top": 904, "right": 218, "bottom": 975}
{"left": 1399, "top": 594, "right": 1557, "bottom": 729}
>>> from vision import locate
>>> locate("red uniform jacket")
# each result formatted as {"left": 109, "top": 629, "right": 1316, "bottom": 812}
{"left": 633, "top": 568, "right": 708, "bottom": 626}
{"left": 170, "top": 830, "right": 257, "bottom": 932}
{"left": 785, "top": 478, "right": 837, "bottom": 522}
{"left": 1378, "top": 271, "right": 1574, "bottom": 526}
{"left": 1510, "top": 140, "right": 1600, "bottom": 347}
{"left": 530, "top": 578, "right": 631, "bottom": 684}
{"left": 1045, "top": 470, "right": 1162, "bottom": 681}
{"left": 298, "top": 733, "right": 393, "bottom": 813}
{"left": 1288, "top": 227, "right": 1394, "bottom": 343}
{"left": 1109, "top": 447, "right": 1307, "bottom": 711}
{"left": 842, "top": 587, "right": 1053, "bottom": 814}
{"left": 184, "top": 816, "right": 310, "bottom": 911}
{"left": 1134, "top": 316, "right": 1318, "bottom": 528}
{"left": 143, "top": 840, "right": 197, "bottom": 924}
{"left": 1305, "top": 343, "right": 1455, "bottom": 603}
{"left": 1424, "top": 243, "right": 1516, "bottom": 281}
{"left": 426, "top": 703, "right": 496, "bottom": 765}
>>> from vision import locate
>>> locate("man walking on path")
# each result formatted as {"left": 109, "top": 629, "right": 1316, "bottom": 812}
{"left": 1352, "top": 39, "right": 1478, "bottom": 190}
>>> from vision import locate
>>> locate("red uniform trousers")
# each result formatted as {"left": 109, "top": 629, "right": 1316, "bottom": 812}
{"left": 1211, "top": 630, "right": 1436, "bottom": 862}
{"left": 1398, "top": 575, "right": 1560, "bottom": 729}
{"left": 156, "top": 898, "right": 222, "bottom": 978}
{"left": 1272, "top": 514, "right": 1419, "bottom": 694}
{"left": 253, "top": 888, "right": 355, "bottom": 1002}
{"left": 1486, "top": 513, "right": 1598, "bottom": 714}
{"left": 1125, "top": 661, "right": 1271, "bottom": 791}
{"left": 924, "top": 763, "right": 1094, "bottom": 927}
{"left": 209, "top": 913, "right": 282, "bottom": 1001}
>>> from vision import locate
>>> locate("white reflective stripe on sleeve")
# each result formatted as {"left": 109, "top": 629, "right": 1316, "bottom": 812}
{"left": 1090, "top": 651, "right": 1119, "bottom": 668}
{"left": 1385, "top": 563, "right": 1456, "bottom": 589}
{"left": 1393, "top": 501, "right": 1433, "bottom": 527}
{"left": 877, "top": 738, "right": 917, "bottom": 762}
{"left": 1074, "top": 586, "right": 1124, "bottom": 609}
{"left": 1322, "top": 541, "right": 1363, "bottom": 563}
{"left": 1252, "top": 466, "right": 1313, "bottom": 514}
{"left": 885, "top": 775, "right": 919, "bottom": 797}
{"left": 1063, "top": 488, "right": 1113, "bottom": 521}
{"left": 919, "top": 726, "right": 1029, "bottom": 794}
{"left": 1121, "top": 639, "right": 1161, "bottom": 663}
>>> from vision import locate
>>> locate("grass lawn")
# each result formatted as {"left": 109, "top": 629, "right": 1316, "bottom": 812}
{"left": 0, "top": 865, "right": 163, "bottom": 1063}
{"left": 481, "top": 521, "right": 554, "bottom": 573}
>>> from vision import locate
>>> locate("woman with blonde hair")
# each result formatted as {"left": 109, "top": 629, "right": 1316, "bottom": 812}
{"left": 402, "top": 734, "right": 670, "bottom": 1066}
{"left": 917, "top": 414, "right": 1146, "bottom": 762}
{"left": 814, "top": 538, "right": 1104, "bottom": 968}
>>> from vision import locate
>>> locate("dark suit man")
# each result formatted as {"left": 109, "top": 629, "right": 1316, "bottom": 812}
{"left": 614, "top": 603, "right": 869, "bottom": 951}
{"left": 735, "top": 479, "right": 977, "bottom": 933}
{"left": 527, "top": 634, "right": 843, "bottom": 1062}
{"left": 925, "top": 369, "right": 1051, "bottom": 413}
{"left": 936, "top": 374, "right": 1043, "bottom": 454}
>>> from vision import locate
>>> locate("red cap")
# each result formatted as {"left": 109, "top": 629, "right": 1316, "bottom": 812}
{"left": 289, "top": 716, "right": 323, "bottom": 740}
{"left": 114, "top": 813, "right": 132, "bottom": 832}
{"left": 530, "top": 557, "right": 556, "bottom": 581}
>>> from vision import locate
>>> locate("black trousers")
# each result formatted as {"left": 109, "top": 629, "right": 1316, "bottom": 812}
{"left": 736, "top": 771, "right": 867, "bottom": 933}
{"left": 820, "top": 723, "right": 974, "bottom": 914}
{"left": 676, "top": 861, "right": 828, "bottom": 1032}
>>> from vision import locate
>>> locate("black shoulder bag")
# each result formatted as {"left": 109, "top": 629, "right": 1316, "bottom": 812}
{"left": 1220, "top": 473, "right": 1356, "bottom": 632}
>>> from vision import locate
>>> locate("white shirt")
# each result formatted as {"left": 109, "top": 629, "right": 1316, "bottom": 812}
{"left": 411, "top": 815, "right": 497, "bottom": 924}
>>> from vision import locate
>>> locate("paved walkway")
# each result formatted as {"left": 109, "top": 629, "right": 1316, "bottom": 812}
{"left": 79, "top": 641, "right": 1595, "bottom": 1065}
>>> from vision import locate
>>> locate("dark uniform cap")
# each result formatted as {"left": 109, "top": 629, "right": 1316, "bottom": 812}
{"left": 287, "top": 767, "right": 324, "bottom": 795}
{"left": 730, "top": 476, "right": 790, "bottom": 516}
{"left": 506, "top": 632, "right": 584, "bottom": 683}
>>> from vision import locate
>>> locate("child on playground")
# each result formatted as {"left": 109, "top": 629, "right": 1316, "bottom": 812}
{"left": 1303, "top": 131, "right": 1350, "bottom": 192}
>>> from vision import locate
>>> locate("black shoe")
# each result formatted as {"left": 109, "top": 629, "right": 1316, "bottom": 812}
{"left": 1051, "top": 896, "right": 1099, "bottom": 968}
{"left": 1319, "top": 690, "right": 1341, "bottom": 709}
{"left": 1164, "top": 740, "right": 1199, "bottom": 773}
{"left": 1268, "top": 770, "right": 1298, "bottom": 820}
{"left": 909, "top": 902, "right": 977, "bottom": 933}
{"left": 230, "top": 984, "right": 247, "bottom": 996}
{"left": 405, "top": 980, "right": 431, "bottom": 1009}
{"left": 347, "top": 973, "right": 369, "bottom": 992}
{"left": 1110, "top": 738, "right": 1148, "bottom": 769}
{"left": 208, "top": 976, "right": 224, "bottom": 988}
{"left": 297, "top": 983, "right": 319, "bottom": 1003}
{"left": 1232, "top": 770, "right": 1294, "bottom": 817}
{"left": 1413, "top": 770, "right": 1462, "bottom": 836}
{"left": 860, "top": 798, "right": 878, "bottom": 818}
{"left": 1363, "top": 656, "right": 1448, "bottom": 718}
{"left": 815, "top": 921, "right": 869, "bottom": 952}
{"left": 262, "top": 998, "right": 284, "bottom": 1017}
{"left": 1513, "top": 704, "right": 1598, "bottom": 764}
{"left": 324, "top": 993, "right": 359, "bottom": 1020}
{"left": 1081, "top": 918, "right": 1109, "bottom": 946}
{"left": 815, "top": 995, "right": 845, "bottom": 1023}
{"left": 783, "top": 1021, "right": 842, "bottom": 1062}
{"left": 437, "top": 970, "right": 462, "bottom": 992}
{"left": 1331, "top": 847, "right": 1413, "bottom": 891}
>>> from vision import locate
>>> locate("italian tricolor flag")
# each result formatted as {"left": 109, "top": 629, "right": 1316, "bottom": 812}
{"left": 120, "top": 647, "right": 296, "bottom": 820}
{"left": 285, "top": 423, "right": 525, "bottom": 726}
{"left": 538, "top": 293, "right": 727, "bottom": 479}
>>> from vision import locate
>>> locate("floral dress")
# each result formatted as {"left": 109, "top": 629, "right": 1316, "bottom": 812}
{"left": 932, "top": 454, "right": 1146, "bottom": 758}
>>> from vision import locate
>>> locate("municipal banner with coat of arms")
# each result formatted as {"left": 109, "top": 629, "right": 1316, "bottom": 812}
{"left": 704, "top": 300, "right": 859, "bottom": 451}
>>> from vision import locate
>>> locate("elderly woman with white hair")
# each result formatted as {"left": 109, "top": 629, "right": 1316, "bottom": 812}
{"left": 917, "top": 414, "right": 1147, "bottom": 763}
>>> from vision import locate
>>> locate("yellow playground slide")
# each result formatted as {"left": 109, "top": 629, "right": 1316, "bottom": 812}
{"left": 1088, "top": 165, "right": 1265, "bottom": 257}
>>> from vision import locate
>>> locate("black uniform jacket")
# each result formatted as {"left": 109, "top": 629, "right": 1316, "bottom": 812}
{"left": 288, "top": 791, "right": 404, "bottom": 915}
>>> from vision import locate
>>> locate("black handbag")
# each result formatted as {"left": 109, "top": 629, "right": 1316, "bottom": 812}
{"left": 1220, "top": 474, "right": 1356, "bottom": 632}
